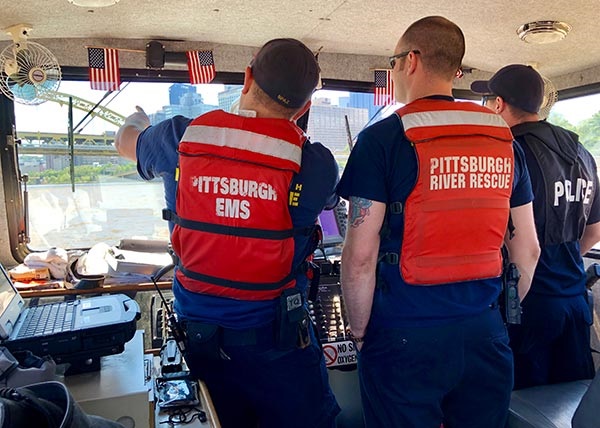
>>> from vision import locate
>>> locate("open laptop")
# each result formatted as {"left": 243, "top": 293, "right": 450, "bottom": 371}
{"left": 0, "top": 263, "right": 140, "bottom": 372}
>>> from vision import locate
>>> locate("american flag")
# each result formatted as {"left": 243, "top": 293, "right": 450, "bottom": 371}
{"left": 186, "top": 50, "right": 216, "bottom": 84}
{"left": 374, "top": 70, "right": 395, "bottom": 106}
{"left": 87, "top": 48, "right": 121, "bottom": 91}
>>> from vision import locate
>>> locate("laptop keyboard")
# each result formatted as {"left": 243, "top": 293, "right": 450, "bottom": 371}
{"left": 16, "top": 301, "right": 75, "bottom": 338}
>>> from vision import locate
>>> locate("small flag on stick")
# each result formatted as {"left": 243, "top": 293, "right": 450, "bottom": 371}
{"left": 374, "top": 70, "right": 395, "bottom": 106}
{"left": 186, "top": 50, "right": 216, "bottom": 84}
{"left": 87, "top": 47, "right": 121, "bottom": 91}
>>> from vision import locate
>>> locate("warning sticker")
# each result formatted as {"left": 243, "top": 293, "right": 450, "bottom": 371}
{"left": 322, "top": 340, "right": 357, "bottom": 368}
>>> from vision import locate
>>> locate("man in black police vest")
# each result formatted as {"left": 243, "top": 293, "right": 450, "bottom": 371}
{"left": 473, "top": 64, "right": 600, "bottom": 389}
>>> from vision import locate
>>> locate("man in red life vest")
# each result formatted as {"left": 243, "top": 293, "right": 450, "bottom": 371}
{"left": 115, "top": 38, "right": 340, "bottom": 428}
{"left": 337, "top": 16, "right": 541, "bottom": 428}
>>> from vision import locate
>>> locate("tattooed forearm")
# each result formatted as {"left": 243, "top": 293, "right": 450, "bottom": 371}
{"left": 349, "top": 196, "right": 373, "bottom": 228}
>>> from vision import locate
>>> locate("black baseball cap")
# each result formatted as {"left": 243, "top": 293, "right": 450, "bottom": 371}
{"left": 471, "top": 64, "right": 544, "bottom": 113}
{"left": 251, "top": 38, "right": 320, "bottom": 109}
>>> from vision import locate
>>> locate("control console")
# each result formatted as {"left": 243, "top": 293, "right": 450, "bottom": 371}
{"left": 308, "top": 259, "right": 357, "bottom": 370}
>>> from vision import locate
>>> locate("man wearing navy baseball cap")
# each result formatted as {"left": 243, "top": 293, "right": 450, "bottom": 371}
{"left": 473, "top": 65, "right": 600, "bottom": 389}
{"left": 115, "top": 38, "right": 340, "bottom": 427}
{"left": 251, "top": 38, "right": 321, "bottom": 109}
{"left": 471, "top": 64, "right": 544, "bottom": 113}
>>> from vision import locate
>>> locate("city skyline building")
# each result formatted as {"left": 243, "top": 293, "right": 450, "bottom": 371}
{"left": 218, "top": 86, "right": 243, "bottom": 112}
{"left": 307, "top": 99, "right": 369, "bottom": 154}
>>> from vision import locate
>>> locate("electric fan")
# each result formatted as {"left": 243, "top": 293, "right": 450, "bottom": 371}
{"left": 0, "top": 24, "right": 61, "bottom": 105}
{"left": 539, "top": 74, "right": 558, "bottom": 120}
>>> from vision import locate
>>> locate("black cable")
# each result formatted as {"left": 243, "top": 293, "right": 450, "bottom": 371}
{"left": 151, "top": 260, "right": 187, "bottom": 355}
{"left": 159, "top": 406, "right": 207, "bottom": 425}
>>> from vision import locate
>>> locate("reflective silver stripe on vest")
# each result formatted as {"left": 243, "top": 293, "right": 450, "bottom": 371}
{"left": 181, "top": 125, "right": 302, "bottom": 167}
{"left": 402, "top": 110, "right": 509, "bottom": 131}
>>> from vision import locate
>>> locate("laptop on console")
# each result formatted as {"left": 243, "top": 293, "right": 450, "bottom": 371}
{"left": 0, "top": 263, "right": 140, "bottom": 373}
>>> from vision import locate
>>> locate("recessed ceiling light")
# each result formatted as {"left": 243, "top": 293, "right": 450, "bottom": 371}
{"left": 68, "top": 0, "right": 120, "bottom": 7}
{"left": 517, "top": 21, "right": 572, "bottom": 44}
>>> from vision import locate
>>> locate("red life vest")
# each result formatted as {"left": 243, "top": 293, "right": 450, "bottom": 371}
{"left": 167, "top": 110, "right": 305, "bottom": 300}
{"left": 396, "top": 99, "right": 514, "bottom": 285}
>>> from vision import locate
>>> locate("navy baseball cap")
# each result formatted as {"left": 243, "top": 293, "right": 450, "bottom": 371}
{"left": 471, "top": 64, "right": 544, "bottom": 113}
{"left": 251, "top": 38, "right": 320, "bottom": 109}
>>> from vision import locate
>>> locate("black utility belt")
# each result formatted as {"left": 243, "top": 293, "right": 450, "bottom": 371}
{"left": 182, "top": 290, "right": 311, "bottom": 361}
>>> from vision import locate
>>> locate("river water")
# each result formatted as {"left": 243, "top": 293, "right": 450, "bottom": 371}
{"left": 27, "top": 180, "right": 170, "bottom": 250}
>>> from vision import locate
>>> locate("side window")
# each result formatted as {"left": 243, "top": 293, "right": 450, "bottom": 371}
{"left": 548, "top": 94, "right": 600, "bottom": 159}
{"left": 548, "top": 93, "right": 600, "bottom": 249}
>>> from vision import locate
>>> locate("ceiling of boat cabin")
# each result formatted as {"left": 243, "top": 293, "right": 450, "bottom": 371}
{"left": 0, "top": 0, "right": 599, "bottom": 91}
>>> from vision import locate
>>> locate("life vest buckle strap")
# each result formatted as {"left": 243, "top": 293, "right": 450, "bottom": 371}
{"left": 178, "top": 264, "right": 295, "bottom": 291}
{"left": 162, "top": 208, "right": 174, "bottom": 222}
{"left": 379, "top": 252, "right": 399, "bottom": 265}
{"left": 389, "top": 202, "right": 403, "bottom": 215}
{"left": 167, "top": 210, "right": 295, "bottom": 240}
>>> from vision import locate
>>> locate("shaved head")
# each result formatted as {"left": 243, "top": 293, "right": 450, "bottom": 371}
{"left": 400, "top": 16, "right": 465, "bottom": 80}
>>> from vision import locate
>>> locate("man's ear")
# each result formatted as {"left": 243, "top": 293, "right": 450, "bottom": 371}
{"left": 405, "top": 50, "right": 419, "bottom": 75}
{"left": 292, "top": 100, "right": 312, "bottom": 122}
{"left": 242, "top": 66, "right": 253, "bottom": 94}
{"left": 495, "top": 97, "right": 506, "bottom": 114}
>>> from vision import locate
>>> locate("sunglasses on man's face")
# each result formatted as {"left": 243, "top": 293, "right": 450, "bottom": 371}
{"left": 482, "top": 95, "right": 498, "bottom": 106}
{"left": 388, "top": 50, "right": 421, "bottom": 69}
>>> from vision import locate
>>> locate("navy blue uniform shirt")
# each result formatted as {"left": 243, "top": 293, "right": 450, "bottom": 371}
{"left": 337, "top": 97, "right": 534, "bottom": 328}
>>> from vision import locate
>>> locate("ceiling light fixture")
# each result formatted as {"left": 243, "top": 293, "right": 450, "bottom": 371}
{"left": 517, "top": 20, "right": 572, "bottom": 44}
{"left": 68, "top": 0, "right": 120, "bottom": 7}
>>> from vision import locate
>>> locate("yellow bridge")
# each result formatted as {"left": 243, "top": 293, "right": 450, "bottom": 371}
{"left": 17, "top": 91, "right": 126, "bottom": 156}
{"left": 17, "top": 131, "right": 118, "bottom": 156}
{"left": 39, "top": 91, "right": 126, "bottom": 128}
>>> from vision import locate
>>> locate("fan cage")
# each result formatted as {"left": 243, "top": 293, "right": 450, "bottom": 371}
{"left": 539, "top": 76, "right": 558, "bottom": 120}
{"left": 0, "top": 41, "right": 62, "bottom": 106}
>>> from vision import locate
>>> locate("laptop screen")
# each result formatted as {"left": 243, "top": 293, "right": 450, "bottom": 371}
{"left": 0, "top": 265, "right": 25, "bottom": 339}
{"left": 318, "top": 209, "right": 344, "bottom": 247}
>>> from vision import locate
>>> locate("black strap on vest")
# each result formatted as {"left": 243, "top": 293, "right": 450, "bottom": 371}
{"left": 378, "top": 200, "right": 404, "bottom": 258}
{"left": 389, "top": 202, "right": 403, "bottom": 214}
{"left": 163, "top": 209, "right": 298, "bottom": 240}
{"left": 378, "top": 252, "right": 399, "bottom": 265}
{"left": 379, "top": 201, "right": 403, "bottom": 241}
{"left": 178, "top": 264, "right": 296, "bottom": 291}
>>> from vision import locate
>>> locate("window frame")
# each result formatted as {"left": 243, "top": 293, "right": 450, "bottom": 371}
{"left": 5, "top": 66, "right": 600, "bottom": 260}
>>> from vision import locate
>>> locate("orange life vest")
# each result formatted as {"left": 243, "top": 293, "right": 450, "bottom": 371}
{"left": 396, "top": 99, "right": 514, "bottom": 285}
{"left": 166, "top": 110, "right": 305, "bottom": 300}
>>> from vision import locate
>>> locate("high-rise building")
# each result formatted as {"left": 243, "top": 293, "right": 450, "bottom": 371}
{"left": 307, "top": 99, "right": 369, "bottom": 155}
{"left": 169, "top": 84, "right": 197, "bottom": 105}
{"left": 348, "top": 92, "right": 379, "bottom": 121}
{"left": 149, "top": 84, "right": 219, "bottom": 123}
{"left": 218, "top": 86, "right": 243, "bottom": 113}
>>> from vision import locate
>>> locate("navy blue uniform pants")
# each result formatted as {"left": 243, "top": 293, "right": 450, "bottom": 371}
{"left": 182, "top": 320, "right": 340, "bottom": 428}
{"left": 358, "top": 308, "right": 513, "bottom": 428}
{"left": 508, "top": 293, "right": 595, "bottom": 390}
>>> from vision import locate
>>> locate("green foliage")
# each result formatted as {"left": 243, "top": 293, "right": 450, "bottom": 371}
{"left": 547, "top": 110, "right": 600, "bottom": 153}
{"left": 576, "top": 111, "right": 600, "bottom": 152}
{"left": 28, "top": 163, "right": 137, "bottom": 184}
{"left": 547, "top": 112, "right": 575, "bottom": 131}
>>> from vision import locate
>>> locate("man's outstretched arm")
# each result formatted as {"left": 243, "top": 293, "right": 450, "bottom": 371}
{"left": 115, "top": 106, "right": 150, "bottom": 161}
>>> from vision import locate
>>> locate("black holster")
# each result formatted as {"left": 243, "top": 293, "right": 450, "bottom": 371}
{"left": 276, "top": 289, "right": 309, "bottom": 350}
{"left": 183, "top": 322, "right": 223, "bottom": 362}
